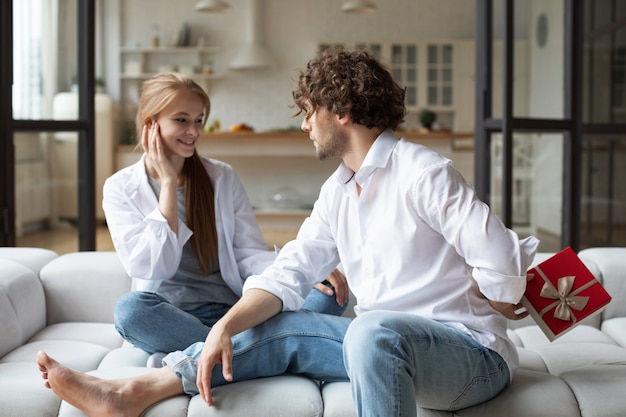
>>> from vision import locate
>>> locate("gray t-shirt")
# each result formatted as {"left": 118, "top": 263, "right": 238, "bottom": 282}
{"left": 148, "top": 176, "right": 239, "bottom": 310}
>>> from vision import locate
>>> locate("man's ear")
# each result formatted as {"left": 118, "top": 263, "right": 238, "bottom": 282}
{"left": 337, "top": 113, "right": 351, "bottom": 125}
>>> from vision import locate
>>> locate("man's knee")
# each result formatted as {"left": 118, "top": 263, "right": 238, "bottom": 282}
{"left": 344, "top": 311, "right": 389, "bottom": 357}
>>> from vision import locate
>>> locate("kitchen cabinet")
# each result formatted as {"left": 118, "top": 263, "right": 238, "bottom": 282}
{"left": 115, "top": 131, "right": 474, "bottom": 247}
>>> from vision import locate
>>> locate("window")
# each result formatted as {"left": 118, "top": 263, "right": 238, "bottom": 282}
{"left": 426, "top": 44, "right": 453, "bottom": 107}
{"left": 317, "top": 41, "right": 458, "bottom": 129}
{"left": 391, "top": 44, "right": 418, "bottom": 107}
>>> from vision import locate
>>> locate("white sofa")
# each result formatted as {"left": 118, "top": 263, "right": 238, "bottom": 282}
{"left": 1, "top": 246, "right": 626, "bottom": 417}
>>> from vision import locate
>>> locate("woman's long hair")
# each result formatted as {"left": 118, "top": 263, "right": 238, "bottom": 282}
{"left": 136, "top": 73, "right": 217, "bottom": 275}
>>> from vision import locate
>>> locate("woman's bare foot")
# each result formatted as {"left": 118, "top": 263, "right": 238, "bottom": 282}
{"left": 37, "top": 351, "right": 149, "bottom": 417}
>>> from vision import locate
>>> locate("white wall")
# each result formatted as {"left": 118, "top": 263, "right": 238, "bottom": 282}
{"left": 104, "top": 0, "right": 480, "bottom": 133}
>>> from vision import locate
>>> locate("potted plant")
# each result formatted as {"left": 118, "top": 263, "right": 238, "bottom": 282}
{"left": 95, "top": 78, "right": 106, "bottom": 94}
{"left": 419, "top": 109, "right": 437, "bottom": 130}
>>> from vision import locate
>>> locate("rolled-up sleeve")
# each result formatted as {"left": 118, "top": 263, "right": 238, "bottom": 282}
{"left": 103, "top": 169, "right": 193, "bottom": 282}
{"left": 414, "top": 162, "right": 540, "bottom": 304}
{"left": 243, "top": 205, "right": 340, "bottom": 311}
{"left": 472, "top": 236, "right": 539, "bottom": 303}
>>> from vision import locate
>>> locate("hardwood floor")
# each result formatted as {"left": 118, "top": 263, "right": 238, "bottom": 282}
{"left": 15, "top": 224, "right": 295, "bottom": 255}
{"left": 15, "top": 222, "right": 624, "bottom": 257}
{"left": 16, "top": 224, "right": 115, "bottom": 255}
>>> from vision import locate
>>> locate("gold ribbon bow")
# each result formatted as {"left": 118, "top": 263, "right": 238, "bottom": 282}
{"left": 537, "top": 274, "right": 592, "bottom": 322}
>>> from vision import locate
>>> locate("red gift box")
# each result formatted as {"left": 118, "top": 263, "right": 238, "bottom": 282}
{"left": 521, "top": 247, "right": 612, "bottom": 341}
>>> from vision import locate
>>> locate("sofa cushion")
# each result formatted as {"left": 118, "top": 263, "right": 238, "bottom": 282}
{"left": 525, "top": 342, "right": 626, "bottom": 376}
{"left": 320, "top": 370, "right": 583, "bottom": 417}
{"left": 29, "top": 322, "right": 123, "bottom": 350}
{"left": 579, "top": 247, "right": 626, "bottom": 321}
{"left": 0, "top": 362, "right": 62, "bottom": 417}
{"left": 319, "top": 382, "right": 356, "bottom": 417}
{"left": 601, "top": 317, "right": 626, "bottom": 347}
{"left": 186, "top": 375, "right": 324, "bottom": 417}
{"left": 0, "top": 247, "right": 58, "bottom": 275}
{"left": 457, "top": 370, "right": 583, "bottom": 417}
{"left": 97, "top": 345, "right": 151, "bottom": 370}
{"left": 59, "top": 369, "right": 326, "bottom": 417}
{"left": 0, "top": 260, "right": 46, "bottom": 357}
{"left": 560, "top": 365, "right": 626, "bottom": 417}
{"left": 515, "top": 348, "right": 549, "bottom": 373}
{"left": 510, "top": 324, "right": 617, "bottom": 349}
{"left": 1, "top": 340, "right": 111, "bottom": 373}
{"left": 508, "top": 325, "right": 626, "bottom": 375}
{"left": 39, "top": 252, "right": 131, "bottom": 324}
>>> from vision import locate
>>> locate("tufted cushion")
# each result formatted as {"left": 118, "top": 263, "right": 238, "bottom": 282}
{"left": 0, "top": 260, "right": 46, "bottom": 358}
{"left": 39, "top": 252, "right": 131, "bottom": 324}
{"left": 601, "top": 317, "right": 626, "bottom": 347}
{"left": 579, "top": 247, "right": 626, "bottom": 321}
{"left": 0, "top": 247, "right": 58, "bottom": 275}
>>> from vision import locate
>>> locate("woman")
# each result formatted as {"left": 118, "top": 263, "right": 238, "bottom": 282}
{"left": 103, "top": 73, "right": 347, "bottom": 358}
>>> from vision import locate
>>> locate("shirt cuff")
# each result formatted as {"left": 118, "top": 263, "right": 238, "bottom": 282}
{"left": 243, "top": 275, "right": 306, "bottom": 312}
{"left": 144, "top": 207, "right": 193, "bottom": 246}
{"left": 474, "top": 235, "right": 540, "bottom": 303}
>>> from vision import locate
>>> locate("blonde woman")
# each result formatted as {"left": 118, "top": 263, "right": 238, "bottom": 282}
{"left": 104, "top": 73, "right": 347, "bottom": 360}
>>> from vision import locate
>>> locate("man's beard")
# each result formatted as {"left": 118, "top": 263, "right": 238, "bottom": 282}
{"left": 315, "top": 129, "right": 348, "bottom": 161}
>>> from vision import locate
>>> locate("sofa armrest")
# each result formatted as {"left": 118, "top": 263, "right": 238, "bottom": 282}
{"left": 579, "top": 248, "right": 626, "bottom": 321}
{"left": 0, "top": 247, "right": 58, "bottom": 275}
{"left": 0, "top": 260, "right": 46, "bottom": 357}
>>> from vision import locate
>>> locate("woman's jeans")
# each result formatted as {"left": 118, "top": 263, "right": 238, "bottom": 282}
{"left": 164, "top": 311, "right": 351, "bottom": 393}
{"left": 114, "top": 281, "right": 347, "bottom": 354}
{"left": 163, "top": 310, "right": 510, "bottom": 415}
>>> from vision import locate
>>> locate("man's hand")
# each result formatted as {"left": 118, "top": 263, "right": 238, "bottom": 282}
{"left": 488, "top": 273, "right": 535, "bottom": 320}
{"left": 196, "top": 324, "right": 234, "bottom": 406}
{"left": 489, "top": 300, "right": 529, "bottom": 320}
{"left": 313, "top": 268, "right": 349, "bottom": 306}
{"left": 194, "top": 289, "right": 283, "bottom": 407}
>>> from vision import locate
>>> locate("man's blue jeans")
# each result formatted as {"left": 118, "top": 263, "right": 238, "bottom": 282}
{"left": 344, "top": 311, "right": 510, "bottom": 416}
{"left": 114, "top": 282, "right": 346, "bottom": 354}
{"left": 163, "top": 310, "right": 510, "bottom": 415}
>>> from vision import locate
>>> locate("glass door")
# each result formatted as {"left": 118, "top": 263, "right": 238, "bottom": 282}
{"left": 0, "top": 0, "right": 97, "bottom": 252}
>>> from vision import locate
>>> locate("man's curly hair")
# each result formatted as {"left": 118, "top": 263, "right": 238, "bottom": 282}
{"left": 292, "top": 49, "right": 406, "bottom": 130}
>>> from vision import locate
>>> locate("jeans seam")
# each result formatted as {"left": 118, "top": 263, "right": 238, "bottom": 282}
{"left": 392, "top": 337, "right": 402, "bottom": 417}
{"left": 448, "top": 347, "right": 506, "bottom": 411}
{"left": 234, "top": 331, "right": 344, "bottom": 356}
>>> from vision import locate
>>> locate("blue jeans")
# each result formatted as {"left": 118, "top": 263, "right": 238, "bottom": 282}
{"left": 114, "top": 282, "right": 347, "bottom": 354}
{"left": 163, "top": 310, "right": 509, "bottom": 415}
{"left": 163, "top": 311, "right": 352, "bottom": 394}
{"left": 344, "top": 311, "right": 511, "bottom": 415}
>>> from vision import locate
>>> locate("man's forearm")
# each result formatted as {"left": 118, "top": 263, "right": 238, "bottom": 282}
{"left": 215, "top": 288, "right": 283, "bottom": 336}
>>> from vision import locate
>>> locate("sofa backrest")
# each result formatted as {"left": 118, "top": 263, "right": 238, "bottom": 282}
{"left": 0, "top": 247, "right": 58, "bottom": 275}
{"left": 578, "top": 247, "right": 626, "bottom": 321}
{"left": 39, "top": 251, "right": 132, "bottom": 324}
{"left": 0, "top": 260, "right": 46, "bottom": 358}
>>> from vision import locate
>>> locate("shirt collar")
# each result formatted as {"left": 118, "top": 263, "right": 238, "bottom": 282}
{"left": 336, "top": 129, "right": 399, "bottom": 185}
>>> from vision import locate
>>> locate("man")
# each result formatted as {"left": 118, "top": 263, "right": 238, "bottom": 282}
{"left": 38, "top": 49, "right": 538, "bottom": 417}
